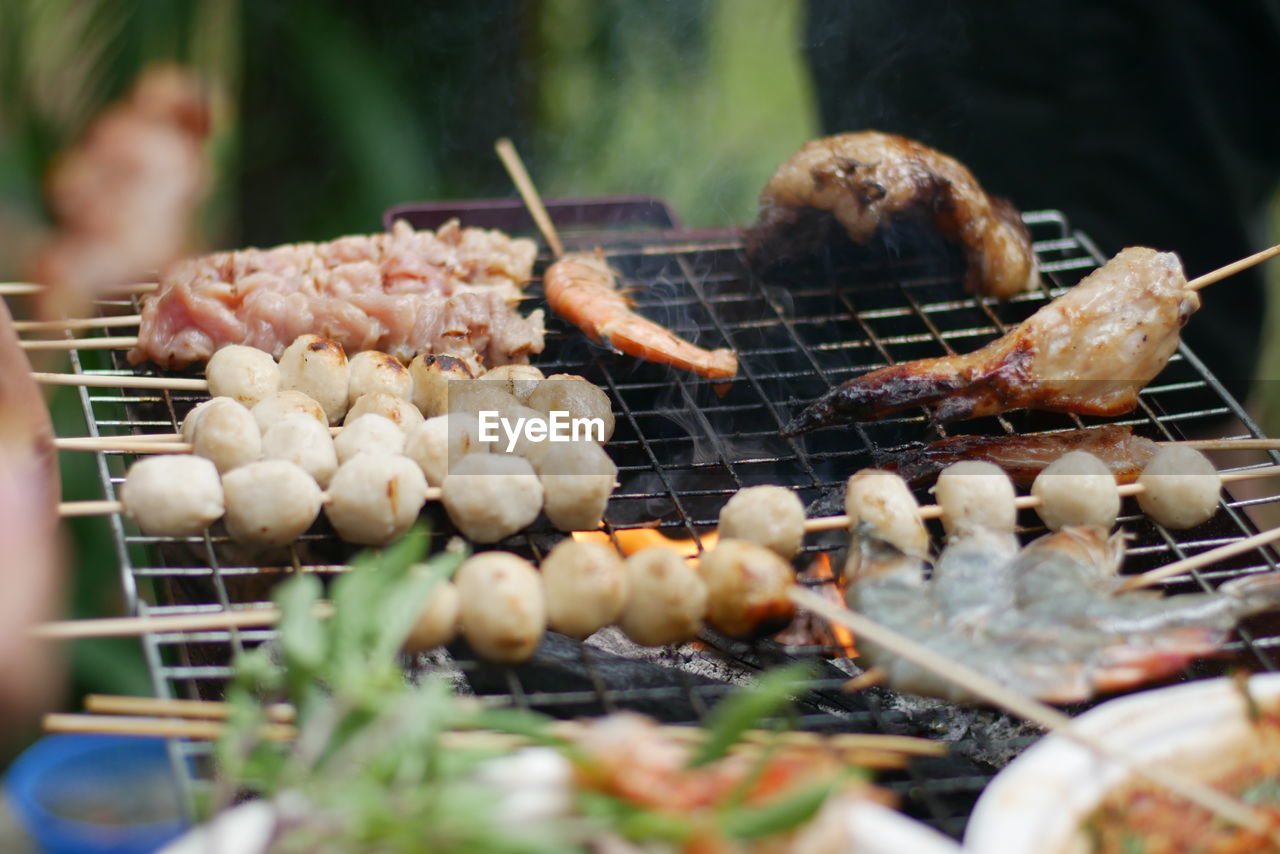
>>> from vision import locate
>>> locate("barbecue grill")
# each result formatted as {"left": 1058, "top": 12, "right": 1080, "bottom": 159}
{"left": 62, "top": 197, "right": 1280, "bottom": 840}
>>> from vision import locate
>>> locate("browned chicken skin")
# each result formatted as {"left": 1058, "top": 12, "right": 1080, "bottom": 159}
{"left": 748, "top": 131, "right": 1038, "bottom": 299}
{"left": 783, "top": 247, "right": 1197, "bottom": 434}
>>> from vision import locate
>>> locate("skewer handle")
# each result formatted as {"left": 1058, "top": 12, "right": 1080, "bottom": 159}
{"left": 20, "top": 335, "right": 138, "bottom": 351}
{"left": 1188, "top": 242, "right": 1280, "bottom": 290}
{"left": 32, "top": 372, "right": 207, "bottom": 391}
{"left": 495, "top": 138, "right": 565, "bottom": 258}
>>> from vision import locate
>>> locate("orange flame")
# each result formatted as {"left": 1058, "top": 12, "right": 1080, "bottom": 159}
{"left": 572, "top": 527, "right": 718, "bottom": 566}
{"left": 804, "top": 554, "right": 858, "bottom": 658}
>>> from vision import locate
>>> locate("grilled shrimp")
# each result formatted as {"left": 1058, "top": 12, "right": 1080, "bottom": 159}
{"left": 543, "top": 251, "right": 738, "bottom": 380}
{"left": 840, "top": 469, "right": 1280, "bottom": 704}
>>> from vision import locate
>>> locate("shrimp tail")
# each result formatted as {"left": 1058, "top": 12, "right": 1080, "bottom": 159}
{"left": 781, "top": 359, "right": 970, "bottom": 436}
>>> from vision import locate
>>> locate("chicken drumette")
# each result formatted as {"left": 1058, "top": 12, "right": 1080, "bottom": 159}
{"left": 783, "top": 247, "right": 1197, "bottom": 435}
{"left": 748, "top": 131, "right": 1039, "bottom": 299}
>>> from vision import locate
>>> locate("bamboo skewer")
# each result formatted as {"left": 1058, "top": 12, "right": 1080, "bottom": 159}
{"left": 800, "top": 464, "right": 1280, "bottom": 533}
{"left": 32, "top": 371, "right": 208, "bottom": 391}
{"left": 34, "top": 606, "right": 294, "bottom": 640}
{"left": 0, "top": 281, "right": 157, "bottom": 297}
{"left": 58, "top": 486, "right": 444, "bottom": 519}
{"left": 495, "top": 137, "right": 564, "bottom": 259}
{"left": 44, "top": 699, "right": 943, "bottom": 765}
{"left": 85, "top": 693, "right": 296, "bottom": 723}
{"left": 14, "top": 314, "right": 142, "bottom": 332}
{"left": 51, "top": 462, "right": 1280, "bottom": 525}
{"left": 19, "top": 335, "right": 138, "bottom": 351}
{"left": 1118, "top": 526, "right": 1280, "bottom": 591}
{"left": 1188, "top": 242, "right": 1280, "bottom": 290}
{"left": 791, "top": 588, "right": 1279, "bottom": 840}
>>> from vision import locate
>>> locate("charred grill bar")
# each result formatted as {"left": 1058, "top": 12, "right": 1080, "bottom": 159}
{"left": 69, "top": 199, "right": 1280, "bottom": 838}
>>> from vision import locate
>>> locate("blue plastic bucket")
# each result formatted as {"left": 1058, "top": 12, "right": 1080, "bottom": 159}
{"left": 4, "top": 734, "right": 189, "bottom": 854}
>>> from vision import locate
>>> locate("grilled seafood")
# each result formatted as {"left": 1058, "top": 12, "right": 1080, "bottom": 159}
{"left": 844, "top": 469, "right": 1280, "bottom": 704}
{"left": 785, "top": 247, "right": 1196, "bottom": 434}
{"left": 877, "top": 424, "right": 1159, "bottom": 487}
{"left": 748, "top": 131, "right": 1038, "bottom": 299}
{"left": 543, "top": 251, "right": 738, "bottom": 379}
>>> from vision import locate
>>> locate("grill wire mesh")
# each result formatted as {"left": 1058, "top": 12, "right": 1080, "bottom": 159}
{"left": 60, "top": 201, "right": 1280, "bottom": 839}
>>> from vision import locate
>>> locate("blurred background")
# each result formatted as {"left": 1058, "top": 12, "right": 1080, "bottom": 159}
{"left": 1, "top": 0, "right": 1279, "bottom": 765}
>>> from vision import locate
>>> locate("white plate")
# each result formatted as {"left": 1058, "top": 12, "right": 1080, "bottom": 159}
{"left": 964, "top": 674, "right": 1280, "bottom": 854}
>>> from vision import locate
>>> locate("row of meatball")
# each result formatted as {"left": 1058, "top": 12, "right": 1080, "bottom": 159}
{"left": 203, "top": 334, "right": 614, "bottom": 435}
{"left": 124, "top": 377, "right": 619, "bottom": 546}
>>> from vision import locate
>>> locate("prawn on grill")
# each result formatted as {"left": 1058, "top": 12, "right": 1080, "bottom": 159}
{"left": 842, "top": 468, "right": 1280, "bottom": 705}
{"left": 542, "top": 251, "right": 738, "bottom": 380}
{"left": 784, "top": 246, "right": 1198, "bottom": 435}
{"left": 747, "top": 131, "right": 1039, "bottom": 299}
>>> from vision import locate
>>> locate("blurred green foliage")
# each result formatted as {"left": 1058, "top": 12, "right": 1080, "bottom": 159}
{"left": 0, "top": 1, "right": 815, "bottom": 707}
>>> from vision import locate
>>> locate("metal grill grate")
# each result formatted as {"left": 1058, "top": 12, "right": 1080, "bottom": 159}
{"left": 62, "top": 201, "right": 1280, "bottom": 839}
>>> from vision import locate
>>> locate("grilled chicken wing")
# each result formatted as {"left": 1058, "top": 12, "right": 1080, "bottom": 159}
{"left": 748, "top": 131, "right": 1038, "bottom": 299}
{"left": 783, "top": 247, "right": 1196, "bottom": 434}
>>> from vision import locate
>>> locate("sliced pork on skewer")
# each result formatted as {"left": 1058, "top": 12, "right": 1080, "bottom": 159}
{"left": 127, "top": 219, "right": 545, "bottom": 372}
{"left": 748, "top": 131, "right": 1038, "bottom": 299}
{"left": 784, "top": 247, "right": 1197, "bottom": 434}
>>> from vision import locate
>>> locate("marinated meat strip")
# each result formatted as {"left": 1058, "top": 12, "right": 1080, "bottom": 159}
{"left": 783, "top": 247, "right": 1197, "bottom": 434}
{"left": 130, "top": 219, "right": 543, "bottom": 372}
{"left": 748, "top": 131, "right": 1038, "bottom": 299}
{"left": 876, "top": 425, "right": 1160, "bottom": 487}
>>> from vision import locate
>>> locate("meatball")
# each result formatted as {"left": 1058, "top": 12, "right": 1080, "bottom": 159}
{"left": 1032, "top": 450, "right": 1120, "bottom": 531}
{"left": 120, "top": 455, "right": 224, "bottom": 537}
{"left": 455, "top": 552, "right": 545, "bottom": 663}
{"left": 260, "top": 413, "right": 338, "bottom": 488}
{"left": 346, "top": 392, "right": 424, "bottom": 433}
{"left": 347, "top": 350, "right": 413, "bottom": 409}
{"left": 251, "top": 390, "right": 328, "bottom": 434}
{"left": 189, "top": 397, "right": 261, "bottom": 473}
{"left": 334, "top": 414, "right": 405, "bottom": 464}
{"left": 409, "top": 353, "right": 473, "bottom": 417}
{"left": 180, "top": 398, "right": 218, "bottom": 443}
{"left": 617, "top": 547, "right": 707, "bottom": 646}
{"left": 540, "top": 539, "right": 628, "bottom": 639}
{"left": 205, "top": 345, "right": 280, "bottom": 408}
{"left": 324, "top": 453, "right": 429, "bottom": 545}
{"left": 485, "top": 404, "right": 554, "bottom": 459}
{"left": 699, "top": 539, "right": 796, "bottom": 639}
{"left": 934, "top": 461, "right": 1017, "bottom": 535}
{"left": 278, "top": 334, "right": 350, "bottom": 424}
{"left": 221, "top": 460, "right": 322, "bottom": 547}
{"left": 533, "top": 440, "right": 617, "bottom": 531}
{"left": 440, "top": 453, "right": 543, "bottom": 543}
{"left": 1137, "top": 445, "right": 1221, "bottom": 529}
{"left": 845, "top": 469, "right": 928, "bottom": 557}
{"left": 402, "top": 577, "right": 460, "bottom": 653}
{"left": 525, "top": 374, "right": 614, "bottom": 443}
{"left": 717, "top": 485, "right": 806, "bottom": 559}
{"left": 403, "top": 413, "right": 490, "bottom": 486}
{"left": 448, "top": 381, "right": 521, "bottom": 419}
{"left": 481, "top": 364, "right": 544, "bottom": 403}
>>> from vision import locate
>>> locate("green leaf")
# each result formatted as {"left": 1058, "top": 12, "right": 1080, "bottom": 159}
{"left": 368, "top": 549, "right": 466, "bottom": 663}
{"left": 688, "top": 661, "right": 816, "bottom": 768}
{"left": 274, "top": 573, "right": 326, "bottom": 681}
{"left": 717, "top": 778, "right": 839, "bottom": 841}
